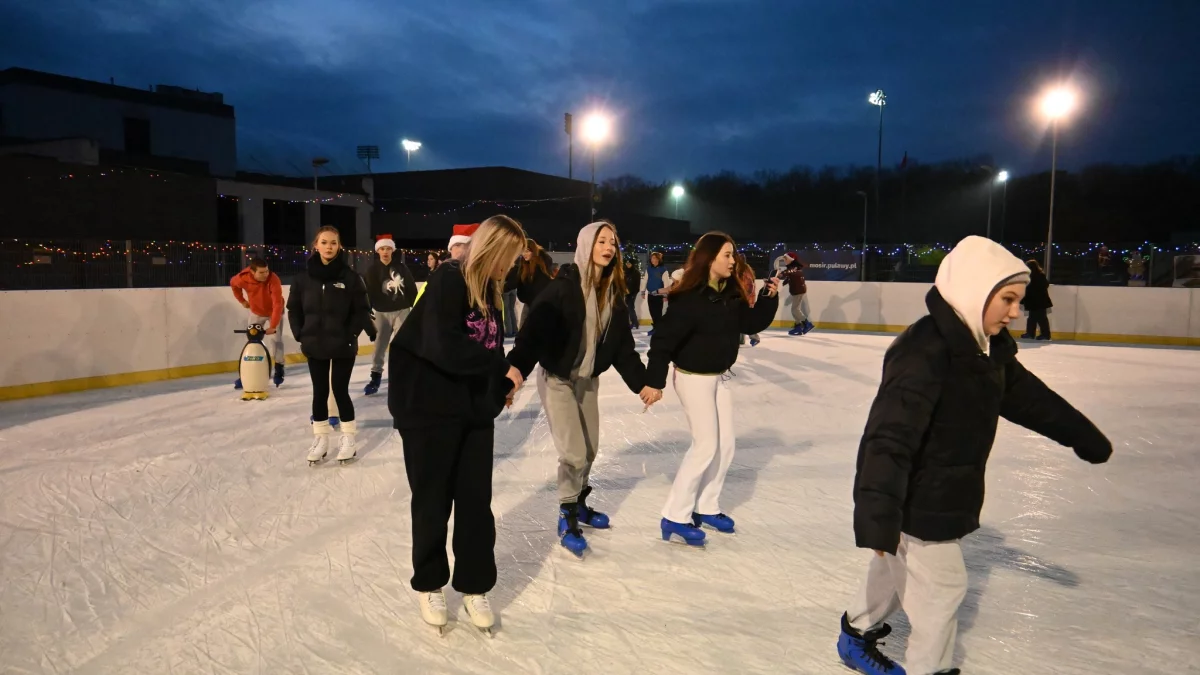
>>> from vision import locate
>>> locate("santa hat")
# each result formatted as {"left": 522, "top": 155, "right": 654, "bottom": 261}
{"left": 374, "top": 235, "right": 396, "bottom": 251}
{"left": 785, "top": 251, "right": 799, "bottom": 261}
{"left": 448, "top": 223, "right": 479, "bottom": 250}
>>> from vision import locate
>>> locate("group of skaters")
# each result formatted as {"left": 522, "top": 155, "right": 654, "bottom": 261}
{"left": 228, "top": 218, "right": 1112, "bottom": 674}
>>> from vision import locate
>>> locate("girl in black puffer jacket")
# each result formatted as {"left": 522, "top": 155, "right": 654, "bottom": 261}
{"left": 287, "top": 226, "right": 375, "bottom": 466}
{"left": 836, "top": 236, "right": 1110, "bottom": 675}
{"left": 646, "top": 232, "right": 780, "bottom": 546}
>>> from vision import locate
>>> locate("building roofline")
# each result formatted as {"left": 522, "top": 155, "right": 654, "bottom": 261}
{"left": 0, "top": 67, "right": 235, "bottom": 119}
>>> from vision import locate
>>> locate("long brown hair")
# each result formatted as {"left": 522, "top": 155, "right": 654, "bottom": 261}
{"left": 519, "top": 238, "right": 551, "bottom": 283}
{"left": 588, "top": 221, "right": 627, "bottom": 311}
{"left": 1026, "top": 259, "right": 1044, "bottom": 275}
{"left": 463, "top": 215, "right": 526, "bottom": 316}
{"left": 669, "top": 231, "right": 748, "bottom": 303}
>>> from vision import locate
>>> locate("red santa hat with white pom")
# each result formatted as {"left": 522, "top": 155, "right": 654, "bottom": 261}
{"left": 448, "top": 223, "right": 479, "bottom": 251}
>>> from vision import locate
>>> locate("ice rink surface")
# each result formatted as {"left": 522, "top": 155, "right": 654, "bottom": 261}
{"left": 1, "top": 330, "right": 1197, "bottom": 674}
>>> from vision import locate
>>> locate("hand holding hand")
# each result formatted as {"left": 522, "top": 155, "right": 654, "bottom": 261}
{"left": 506, "top": 366, "right": 524, "bottom": 392}
{"left": 639, "top": 386, "right": 662, "bottom": 408}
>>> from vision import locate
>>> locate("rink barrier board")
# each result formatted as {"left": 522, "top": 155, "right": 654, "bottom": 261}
{"left": 0, "top": 345, "right": 374, "bottom": 402}
{"left": 3, "top": 282, "right": 1199, "bottom": 402}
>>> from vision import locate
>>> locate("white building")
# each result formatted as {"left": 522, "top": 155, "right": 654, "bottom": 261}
{"left": 0, "top": 67, "right": 237, "bottom": 176}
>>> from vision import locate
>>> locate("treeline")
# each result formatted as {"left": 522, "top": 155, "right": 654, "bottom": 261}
{"left": 596, "top": 155, "right": 1200, "bottom": 244}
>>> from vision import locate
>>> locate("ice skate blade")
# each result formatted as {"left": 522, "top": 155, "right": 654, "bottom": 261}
{"left": 337, "top": 455, "right": 358, "bottom": 465}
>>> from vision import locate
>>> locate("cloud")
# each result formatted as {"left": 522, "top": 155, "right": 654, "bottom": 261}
{"left": 2, "top": 0, "right": 1198, "bottom": 180}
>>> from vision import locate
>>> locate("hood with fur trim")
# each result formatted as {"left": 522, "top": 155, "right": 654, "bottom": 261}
{"left": 934, "top": 236, "right": 1030, "bottom": 353}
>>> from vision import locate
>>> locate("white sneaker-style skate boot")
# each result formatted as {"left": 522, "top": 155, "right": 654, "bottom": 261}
{"left": 307, "top": 420, "right": 332, "bottom": 466}
{"left": 463, "top": 593, "right": 495, "bottom": 637}
{"left": 419, "top": 589, "right": 449, "bottom": 636}
{"left": 336, "top": 419, "right": 357, "bottom": 464}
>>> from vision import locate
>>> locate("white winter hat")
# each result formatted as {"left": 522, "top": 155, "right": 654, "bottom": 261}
{"left": 935, "top": 235, "right": 1030, "bottom": 353}
{"left": 374, "top": 238, "right": 396, "bottom": 251}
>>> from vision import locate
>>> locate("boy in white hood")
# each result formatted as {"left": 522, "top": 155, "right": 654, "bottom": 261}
{"left": 836, "top": 236, "right": 1112, "bottom": 675}
{"left": 507, "top": 221, "right": 659, "bottom": 558}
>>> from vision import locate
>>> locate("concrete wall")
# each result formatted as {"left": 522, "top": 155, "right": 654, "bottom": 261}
{"left": 2, "top": 281, "right": 1198, "bottom": 400}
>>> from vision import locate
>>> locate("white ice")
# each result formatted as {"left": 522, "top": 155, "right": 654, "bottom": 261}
{"left": 1, "top": 331, "right": 1196, "bottom": 674}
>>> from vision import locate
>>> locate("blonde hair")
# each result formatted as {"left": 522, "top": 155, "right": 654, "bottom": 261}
{"left": 463, "top": 215, "right": 526, "bottom": 316}
{"left": 311, "top": 225, "right": 341, "bottom": 251}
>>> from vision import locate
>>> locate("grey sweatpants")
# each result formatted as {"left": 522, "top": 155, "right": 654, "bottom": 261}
{"left": 789, "top": 293, "right": 810, "bottom": 324}
{"left": 536, "top": 368, "right": 600, "bottom": 503}
{"left": 370, "top": 309, "right": 410, "bottom": 374}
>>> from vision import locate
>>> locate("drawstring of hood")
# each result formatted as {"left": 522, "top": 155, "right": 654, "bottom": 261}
{"left": 934, "top": 236, "right": 1030, "bottom": 354}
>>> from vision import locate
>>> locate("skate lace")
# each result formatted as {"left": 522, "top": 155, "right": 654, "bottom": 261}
{"left": 466, "top": 594, "right": 491, "bottom": 614}
{"left": 860, "top": 629, "right": 898, "bottom": 670}
{"left": 425, "top": 591, "right": 446, "bottom": 612}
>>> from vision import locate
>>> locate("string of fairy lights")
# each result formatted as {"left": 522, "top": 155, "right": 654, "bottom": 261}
{"left": 9, "top": 239, "right": 1198, "bottom": 272}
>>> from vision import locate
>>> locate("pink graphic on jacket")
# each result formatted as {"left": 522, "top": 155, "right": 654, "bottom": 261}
{"left": 465, "top": 309, "right": 500, "bottom": 350}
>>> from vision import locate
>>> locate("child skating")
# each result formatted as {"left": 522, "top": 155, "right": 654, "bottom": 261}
{"left": 230, "top": 257, "right": 286, "bottom": 387}
{"left": 837, "top": 236, "right": 1112, "bottom": 675}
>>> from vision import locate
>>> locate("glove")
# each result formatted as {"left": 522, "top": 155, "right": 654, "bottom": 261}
{"left": 368, "top": 331, "right": 378, "bottom": 343}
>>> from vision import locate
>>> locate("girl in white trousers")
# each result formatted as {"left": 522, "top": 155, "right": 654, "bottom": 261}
{"left": 645, "top": 232, "right": 779, "bottom": 546}
{"left": 661, "top": 370, "right": 736, "bottom": 526}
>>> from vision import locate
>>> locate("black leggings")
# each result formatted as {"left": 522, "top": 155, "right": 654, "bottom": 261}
{"left": 647, "top": 294, "right": 664, "bottom": 328}
{"left": 308, "top": 356, "right": 356, "bottom": 422}
{"left": 1026, "top": 309, "right": 1051, "bottom": 339}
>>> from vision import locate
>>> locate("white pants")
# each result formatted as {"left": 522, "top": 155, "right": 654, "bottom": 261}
{"left": 846, "top": 534, "right": 968, "bottom": 675}
{"left": 370, "top": 308, "right": 410, "bottom": 374}
{"left": 661, "top": 370, "right": 735, "bottom": 523}
{"left": 249, "top": 312, "right": 284, "bottom": 366}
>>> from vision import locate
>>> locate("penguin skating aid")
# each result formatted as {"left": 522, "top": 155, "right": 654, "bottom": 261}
{"left": 235, "top": 324, "right": 273, "bottom": 401}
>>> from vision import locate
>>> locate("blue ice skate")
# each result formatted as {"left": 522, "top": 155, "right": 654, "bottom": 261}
{"left": 692, "top": 512, "right": 735, "bottom": 533}
{"left": 749, "top": 336, "right": 760, "bottom": 346}
{"left": 802, "top": 320, "right": 814, "bottom": 334}
{"left": 788, "top": 322, "right": 805, "bottom": 336}
{"left": 660, "top": 518, "right": 706, "bottom": 546}
{"left": 558, "top": 505, "right": 589, "bottom": 558}
{"left": 364, "top": 371, "right": 381, "bottom": 396}
{"left": 234, "top": 378, "right": 243, "bottom": 389}
{"left": 577, "top": 486, "right": 610, "bottom": 529}
{"left": 310, "top": 415, "right": 340, "bottom": 428}
{"left": 273, "top": 364, "right": 285, "bottom": 387}
{"left": 837, "top": 613, "right": 905, "bottom": 674}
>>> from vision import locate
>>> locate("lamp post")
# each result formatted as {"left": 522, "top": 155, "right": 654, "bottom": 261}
{"left": 980, "top": 165, "right": 1009, "bottom": 240}
{"left": 581, "top": 113, "right": 611, "bottom": 221}
{"left": 671, "top": 184, "right": 684, "bottom": 219}
{"left": 869, "top": 90, "right": 887, "bottom": 231}
{"left": 998, "top": 170, "right": 1009, "bottom": 243}
{"left": 1038, "top": 86, "right": 1077, "bottom": 278}
{"left": 401, "top": 139, "right": 421, "bottom": 169}
{"left": 856, "top": 190, "right": 868, "bottom": 281}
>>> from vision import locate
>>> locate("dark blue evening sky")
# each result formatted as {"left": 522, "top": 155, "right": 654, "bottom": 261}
{"left": 2, "top": 0, "right": 1197, "bottom": 181}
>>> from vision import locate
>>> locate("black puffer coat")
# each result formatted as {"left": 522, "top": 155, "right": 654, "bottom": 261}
{"left": 507, "top": 263, "right": 645, "bottom": 392}
{"left": 286, "top": 253, "right": 375, "bottom": 359}
{"left": 853, "top": 286, "right": 1111, "bottom": 555}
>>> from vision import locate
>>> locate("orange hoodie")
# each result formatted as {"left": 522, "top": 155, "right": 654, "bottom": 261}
{"left": 230, "top": 267, "right": 284, "bottom": 328}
